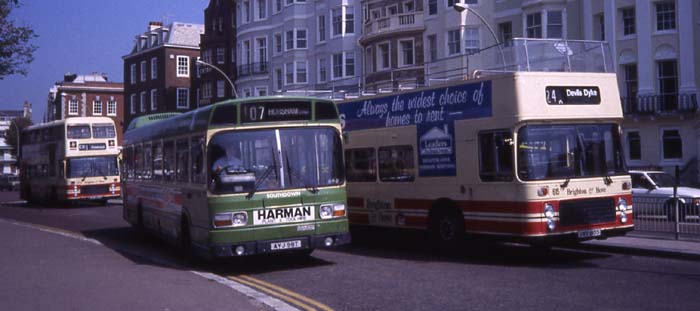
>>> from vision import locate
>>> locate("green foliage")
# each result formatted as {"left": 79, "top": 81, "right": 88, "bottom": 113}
{"left": 0, "top": 0, "right": 37, "bottom": 79}
{"left": 3, "top": 116, "right": 32, "bottom": 157}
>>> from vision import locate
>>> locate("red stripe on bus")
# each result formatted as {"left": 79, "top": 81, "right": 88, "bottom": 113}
{"left": 465, "top": 216, "right": 631, "bottom": 236}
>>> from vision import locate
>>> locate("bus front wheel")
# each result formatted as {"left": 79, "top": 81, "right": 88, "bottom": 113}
{"left": 429, "top": 205, "right": 465, "bottom": 252}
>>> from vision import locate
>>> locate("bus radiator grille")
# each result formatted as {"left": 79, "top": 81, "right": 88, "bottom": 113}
{"left": 559, "top": 198, "right": 616, "bottom": 227}
{"left": 81, "top": 185, "right": 110, "bottom": 195}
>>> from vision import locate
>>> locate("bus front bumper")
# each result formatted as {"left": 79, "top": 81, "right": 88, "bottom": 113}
{"left": 210, "top": 232, "right": 351, "bottom": 257}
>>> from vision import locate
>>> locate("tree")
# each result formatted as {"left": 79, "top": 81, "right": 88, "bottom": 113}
{"left": 0, "top": 0, "right": 37, "bottom": 80}
{"left": 3, "top": 116, "right": 31, "bottom": 157}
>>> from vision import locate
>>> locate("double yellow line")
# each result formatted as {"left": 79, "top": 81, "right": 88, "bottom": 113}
{"left": 228, "top": 275, "right": 334, "bottom": 311}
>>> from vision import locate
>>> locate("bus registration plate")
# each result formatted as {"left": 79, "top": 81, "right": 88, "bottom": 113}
{"left": 577, "top": 229, "right": 602, "bottom": 239}
{"left": 271, "top": 240, "right": 302, "bottom": 251}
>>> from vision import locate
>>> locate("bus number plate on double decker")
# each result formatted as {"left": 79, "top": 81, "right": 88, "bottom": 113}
{"left": 253, "top": 206, "right": 315, "bottom": 225}
{"left": 271, "top": 240, "right": 302, "bottom": 251}
{"left": 577, "top": 229, "right": 602, "bottom": 239}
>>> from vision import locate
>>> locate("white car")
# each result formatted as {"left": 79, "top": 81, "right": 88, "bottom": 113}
{"left": 629, "top": 170, "right": 700, "bottom": 221}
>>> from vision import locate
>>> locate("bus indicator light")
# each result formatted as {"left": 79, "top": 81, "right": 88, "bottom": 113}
{"left": 333, "top": 204, "right": 346, "bottom": 217}
{"left": 213, "top": 213, "right": 233, "bottom": 228}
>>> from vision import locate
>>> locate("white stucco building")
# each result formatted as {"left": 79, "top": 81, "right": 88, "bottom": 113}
{"left": 235, "top": 0, "right": 363, "bottom": 98}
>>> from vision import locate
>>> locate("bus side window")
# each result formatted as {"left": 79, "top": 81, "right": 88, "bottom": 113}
{"left": 134, "top": 145, "right": 143, "bottom": 179}
{"left": 479, "top": 130, "right": 514, "bottom": 182}
{"left": 143, "top": 143, "right": 153, "bottom": 180}
{"left": 176, "top": 139, "right": 190, "bottom": 183}
{"left": 378, "top": 145, "right": 415, "bottom": 182}
{"left": 123, "top": 146, "right": 132, "bottom": 179}
{"left": 191, "top": 136, "right": 205, "bottom": 184}
{"left": 163, "top": 141, "right": 175, "bottom": 182}
{"left": 345, "top": 148, "right": 377, "bottom": 182}
{"left": 153, "top": 142, "right": 163, "bottom": 181}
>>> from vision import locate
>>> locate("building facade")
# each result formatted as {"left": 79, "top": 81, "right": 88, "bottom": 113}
{"left": 122, "top": 21, "right": 204, "bottom": 128}
{"left": 47, "top": 73, "right": 125, "bottom": 144}
{"left": 235, "top": 0, "right": 363, "bottom": 98}
{"left": 198, "top": 0, "right": 238, "bottom": 106}
{"left": 581, "top": 0, "right": 699, "bottom": 183}
{"left": 0, "top": 103, "right": 31, "bottom": 175}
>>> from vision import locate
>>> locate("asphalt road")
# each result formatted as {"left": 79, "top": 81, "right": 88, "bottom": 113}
{"left": 1, "top": 191, "right": 699, "bottom": 311}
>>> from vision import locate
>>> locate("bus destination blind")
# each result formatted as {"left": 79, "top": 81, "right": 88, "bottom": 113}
{"left": 545, "top": 86, "right": 601, "bottom": 105}
{"left": 241, "top": 101, "right": 312, "bottom": 123}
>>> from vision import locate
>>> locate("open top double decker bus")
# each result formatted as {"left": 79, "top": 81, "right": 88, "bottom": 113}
{"left": 338, "top": 39, "right": 633, "bottom": 248}
{"left": 122, "top": 96, "right": 349, "bottom": 258}
{"left": 19, "top": 117, "right": 121, "bottom": 205}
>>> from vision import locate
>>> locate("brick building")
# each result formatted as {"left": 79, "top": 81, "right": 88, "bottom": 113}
{"left": 47, "top": 73, "right": 125, "bottom": 144}
{"left": 197, "top": 0, "right": 238, "bottom": 107}
{"left": 122, "top": 21, "right": 205, "bottom": 128}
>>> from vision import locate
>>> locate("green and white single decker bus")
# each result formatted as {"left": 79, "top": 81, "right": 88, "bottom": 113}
{"left": 122, "top": 96, "right": 349, "bottom": 258}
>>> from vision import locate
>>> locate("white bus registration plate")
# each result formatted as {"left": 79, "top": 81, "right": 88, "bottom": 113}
{"left": 577, "top": 229, "right": 602, "bottom": 239}
{"left": 271, "top": 240, "right": 302, "bottom": 250}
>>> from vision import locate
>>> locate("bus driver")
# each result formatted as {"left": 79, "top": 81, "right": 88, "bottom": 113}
{"left": 212, "top": 144, "right": 243, "bottom": 174}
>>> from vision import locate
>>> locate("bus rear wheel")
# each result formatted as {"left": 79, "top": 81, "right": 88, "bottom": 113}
{"left": 429, "top": 206, "right": 465, "bottom": 252}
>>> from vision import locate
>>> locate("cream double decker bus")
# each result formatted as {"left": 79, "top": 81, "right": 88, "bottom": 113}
{"left": 19, "top": 117, "right": 121, "bottom": 205}
{"left": 122, "top": 96, "right": 349, "bottom": 258}
{"left": 338, "top": 39, "right": 633, "bottom": 248}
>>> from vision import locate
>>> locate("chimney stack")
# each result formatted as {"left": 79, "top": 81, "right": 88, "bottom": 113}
{"left": 149, "top": 21, "right": 163, "bottom": 31}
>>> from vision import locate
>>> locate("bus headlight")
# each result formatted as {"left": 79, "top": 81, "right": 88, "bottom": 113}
{"left": 320, "top": 205, "right": 333, "bottom": 219}
{"left": 618, "top": 198, "right": 628, "bottom": 212}
{"left": 232, "top": 212, "right": 248, "bottom": 227}
{"left": 544, "top": 203, "right": 556, "bottom": 232}
{"left": 544, "top": 203, "right": 555, "bottom": 219}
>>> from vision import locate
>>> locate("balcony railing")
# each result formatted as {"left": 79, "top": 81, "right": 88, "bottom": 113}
{"left": 622, "top": 93, "right": 698, "bottom": 116}
{"left": 237, "top": 62, "right": 269, "bottom": 77}
{"left": 363, "top": 12, "right": 425, "bottom": 38}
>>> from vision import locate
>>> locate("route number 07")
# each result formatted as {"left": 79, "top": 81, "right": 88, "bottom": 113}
{"left": 248, "top": 105, "right": 265, "bottom": 121}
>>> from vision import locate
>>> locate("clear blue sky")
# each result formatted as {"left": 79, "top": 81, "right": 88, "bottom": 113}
{"left": 0, "top": 0, "right": 208, "bottom": 123}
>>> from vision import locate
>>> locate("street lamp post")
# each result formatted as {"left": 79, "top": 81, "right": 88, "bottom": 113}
{"left": 454, "top": 2, "right": 507, "bottom": 70}
{"left": 196, "top": 59, "right": 238, "bottom": 99}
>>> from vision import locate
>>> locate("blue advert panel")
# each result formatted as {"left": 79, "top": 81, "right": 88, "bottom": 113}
{"left": 418, "top": 122, "right": 456, "bottom": 176}
{"left": 338, "top": 81, "right": 492, "bottom": 177}
{"left": 338, "top": 81, "right": 492, "bottom": 132}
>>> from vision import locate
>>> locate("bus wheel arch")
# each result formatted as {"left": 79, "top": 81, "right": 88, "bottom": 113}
{"left": 428, "top": 198, "right": 465, "bottom": 250}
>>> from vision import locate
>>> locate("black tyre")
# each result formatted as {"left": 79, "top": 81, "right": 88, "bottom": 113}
{"left": 429, "top": 206, "right": 465, "bottom": 252}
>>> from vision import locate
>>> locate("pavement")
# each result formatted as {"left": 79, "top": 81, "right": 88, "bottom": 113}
{"left": 581, "top": 232, "right": 700, "bottom": 260}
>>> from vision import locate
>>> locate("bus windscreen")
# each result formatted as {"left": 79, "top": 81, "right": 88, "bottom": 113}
{"left": 208, "top": 127, "right": 344, "bottom": 194}
{"left": 67, "top": 156, "right": 119, "bottom": 178}
{"left": 92, "top": 123, "right": 116, "bottom": 138}
{"left": 517, "top": 124, "right": 626, "bottom": 181}
{"left": 67, "top": 125, "right": 91, "bottom": 139}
